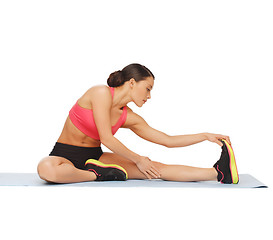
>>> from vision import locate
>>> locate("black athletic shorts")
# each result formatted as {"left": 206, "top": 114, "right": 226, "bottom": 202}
{"left": 49, "top": 142, "right": 103, "bottom": 170}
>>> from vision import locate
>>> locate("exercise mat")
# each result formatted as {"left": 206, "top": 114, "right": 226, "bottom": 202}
{"left": 0, "top": 173, "right": 267, "bottom": 188}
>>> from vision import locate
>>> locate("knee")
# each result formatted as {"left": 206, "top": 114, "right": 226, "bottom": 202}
{"left": 37, "top": 159, "right": 57, "bottom": 183}
{"left": 151, "top": 161, "right": 167, "bottom": 179}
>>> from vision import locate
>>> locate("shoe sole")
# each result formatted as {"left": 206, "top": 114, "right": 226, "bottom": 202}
{"left": 85, "top": 159, "right": 128, "bottom": 180}
{"left": 222, "top": 139, "right": 239, "bottom": 184}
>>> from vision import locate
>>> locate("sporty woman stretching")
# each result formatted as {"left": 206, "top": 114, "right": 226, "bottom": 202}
{"left": 37, "top": 63, "right": 239, "bottom": 184}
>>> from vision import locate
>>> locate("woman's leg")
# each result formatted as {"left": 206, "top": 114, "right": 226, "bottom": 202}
{"left": 157, "top": 164, "right": 217, "bottom": 182}
{"left": 99, "top": 153, "right": 218, "bottom": 181}
{"left": 37, "top": 156, "right": 97, "bottom": 183}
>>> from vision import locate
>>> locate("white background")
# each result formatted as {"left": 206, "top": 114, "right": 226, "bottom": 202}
{"left": 0, "top": 0, "right": 272, "bottom": 239}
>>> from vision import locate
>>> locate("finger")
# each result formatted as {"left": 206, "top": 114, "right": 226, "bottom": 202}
{"left": 148, "top": 162, "right": 161, "bottom": 177}
{"left": 148, "top": 169, "right": 160, "bottom": 179}
{"left": 151, "top": 166, "right": 161, "bottom": 178}
{"left": 143, "top": 171, "right": 152, "bottom": 180}
{"left": 217, "top": 139, "right": 223, "bottom": 147}
{"left": 221, "top": 136, "right": 231, "bottom": 145}
{"left": 226, "top": 136, "right": 231, "bottom": 145}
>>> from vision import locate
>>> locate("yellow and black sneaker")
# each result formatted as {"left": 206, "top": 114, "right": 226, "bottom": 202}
{"left": 213, "top": 139, "right": 239, "bottom": 184}
{"left": 85, "top": 159, "right": 128, "bottom": 181}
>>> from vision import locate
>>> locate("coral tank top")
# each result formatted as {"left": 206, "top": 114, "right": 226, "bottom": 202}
{"left": 69, "top": 87, "right": 127, "bottom": 140}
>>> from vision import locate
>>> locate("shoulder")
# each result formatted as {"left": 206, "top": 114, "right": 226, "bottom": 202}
{"left": 86, "top": 85, "right": 111, "bottom": 97}
{"left": 85, "top": 85, "right": 112, "bottom": 102}
{"left": 79, "top": 85, "right": 112, "bottom": 109}
{"left": 123, "top": 106, "right": 147, "bottom": 128}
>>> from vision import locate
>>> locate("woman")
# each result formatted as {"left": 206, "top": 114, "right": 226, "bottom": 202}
{"left": 37, "top": 63, "right": 239, "bottom": 184}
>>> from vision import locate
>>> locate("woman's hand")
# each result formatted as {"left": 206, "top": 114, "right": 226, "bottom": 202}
{"left": 136, "top": 156, "right": 161, "bottom": 180}
{"left": 204, "top": 133, "right": 231, "bottom": 146}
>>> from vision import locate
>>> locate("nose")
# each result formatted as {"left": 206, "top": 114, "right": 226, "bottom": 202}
{"left": 147, "top": 91, "right": 151, "bottom": 99}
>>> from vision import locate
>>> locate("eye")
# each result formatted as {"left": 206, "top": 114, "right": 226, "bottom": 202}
{"left": 147, "top": 88, "right": 151, "bottom": 92}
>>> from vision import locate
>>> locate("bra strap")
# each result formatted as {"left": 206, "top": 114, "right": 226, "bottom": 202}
{"left": 110, "top": 87, "right": 114, "bottom": 99}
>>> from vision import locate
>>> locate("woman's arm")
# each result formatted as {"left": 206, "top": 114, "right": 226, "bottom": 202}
{"left": 168, "top": 133, "right": 207, "bottom": 147}
{"left": 168, "top": 133, "right": 231, "bottom": 147}
{"left": 91, "top": 86, "right": 141, "bottom": 163}
{"left": 91, "top": 86, "right": 161, "bottom": 179}
{"left": 126, "top": 109, "right": 231, "bottom": 147}
{"left": 125, "top": 108, "right": 170, "bottom": 147}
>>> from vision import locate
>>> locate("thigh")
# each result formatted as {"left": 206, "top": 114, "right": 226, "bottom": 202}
{"left": 37, "top": 156, "right": 75, "bottom": 181}
{"left": 38, "top": 156, "right": 74, "bottom": 169}
{"left": 99, "top": 152, "right": 165, "bottom": 180}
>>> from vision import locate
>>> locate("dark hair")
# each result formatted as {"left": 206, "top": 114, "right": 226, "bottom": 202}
{"left": 107, "top": 63, "right": 154, "bottom": 87}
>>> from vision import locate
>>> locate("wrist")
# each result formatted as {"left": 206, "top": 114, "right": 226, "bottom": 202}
{"left": 201, "top": 132, "right": 209, "bottom": 141}
{"left": 131, "top": 154, "right": 142, "bottom": 164}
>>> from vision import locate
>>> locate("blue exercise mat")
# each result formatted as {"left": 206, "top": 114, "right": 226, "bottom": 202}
{"left": 0, "top": 173, "right": 267, "bottom": 188}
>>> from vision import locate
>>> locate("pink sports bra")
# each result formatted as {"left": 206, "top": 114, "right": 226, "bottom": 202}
{"left": 69, "top": 87, "right": 127, "bottom": 140}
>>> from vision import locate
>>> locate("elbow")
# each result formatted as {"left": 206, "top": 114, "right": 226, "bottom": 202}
{"left": 164, "top": 135, "right": 174, "bottom": 148}
{"left": 100, "top": 135, "right": 115, "bottom": 147}
{"left": 164, "top": 135, "right": 182, "bottom": 148}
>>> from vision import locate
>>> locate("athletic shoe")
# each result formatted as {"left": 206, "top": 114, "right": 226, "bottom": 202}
{"left": 213, "top": 139, "right": 239, "bottom": 184}
{"left": 85, "top": 159, "right": 128, "bottom": 181}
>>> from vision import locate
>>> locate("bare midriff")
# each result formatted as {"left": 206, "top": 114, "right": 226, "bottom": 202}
{"left": 57, "top": 116, "right": 101, "bottom": 148}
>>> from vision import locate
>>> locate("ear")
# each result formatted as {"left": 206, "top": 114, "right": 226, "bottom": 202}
{"left": 129, "top": 78, "right": 136, "bottom": 87}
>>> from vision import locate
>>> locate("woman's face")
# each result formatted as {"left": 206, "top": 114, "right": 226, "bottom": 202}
{"left": 131, "top": 76, "right": 154, "bottom": 107}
